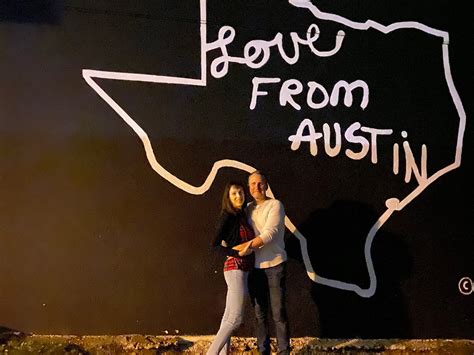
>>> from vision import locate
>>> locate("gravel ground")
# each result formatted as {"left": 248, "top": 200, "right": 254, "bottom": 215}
{"left": 0, "top": 332, "right": 473, "bottom": 354}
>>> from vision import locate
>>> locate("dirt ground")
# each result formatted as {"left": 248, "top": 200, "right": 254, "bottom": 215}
{"left": 1, "top": 332, "right": 473, "bottom": 354}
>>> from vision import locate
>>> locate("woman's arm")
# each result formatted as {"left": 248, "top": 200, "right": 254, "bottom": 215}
{"left": 232, "top": 240, "right": 253, "bottom": 256}
{"left": 211, "top": 213, "right": 240, "bottom": 257}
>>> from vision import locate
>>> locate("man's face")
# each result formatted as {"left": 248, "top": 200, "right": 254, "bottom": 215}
{"left": 248, "top": 173, "right": 268, "bottom": 202}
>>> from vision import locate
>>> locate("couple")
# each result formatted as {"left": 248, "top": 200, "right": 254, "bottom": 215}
{"left": 207, "top": 171, "right": 290, "bottom": 355}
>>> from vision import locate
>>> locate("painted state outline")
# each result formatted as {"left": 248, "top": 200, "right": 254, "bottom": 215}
{"left": 83, "top": 0, "right": 466, "bottom": 297}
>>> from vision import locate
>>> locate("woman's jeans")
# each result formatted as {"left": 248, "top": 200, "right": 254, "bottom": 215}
{"left": 207, "top": 270, "right": 248, "bottom": 355}
{"left": 248, "top": 262, "right": 289, "bottom": 355}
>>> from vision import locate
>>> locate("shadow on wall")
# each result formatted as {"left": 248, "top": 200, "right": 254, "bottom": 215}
{"left": 286, "top": 200, "right": 413, "bottom": 338}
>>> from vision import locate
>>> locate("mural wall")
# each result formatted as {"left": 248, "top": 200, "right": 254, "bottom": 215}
{"left": 1, "top": 0, "right": 472, "bottom": 337}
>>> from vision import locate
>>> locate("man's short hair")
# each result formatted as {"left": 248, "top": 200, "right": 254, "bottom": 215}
{"left": 249, "top": 170, "right": 268, "bottom": 184}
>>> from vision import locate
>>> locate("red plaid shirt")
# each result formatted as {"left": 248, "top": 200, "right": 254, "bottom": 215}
{"left": 223, "top": 220, "right": 255, "bottom": 272}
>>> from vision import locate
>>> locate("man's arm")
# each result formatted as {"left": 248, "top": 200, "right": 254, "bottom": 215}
{"left": 235, "top": 200, "right": 285, "bottom": 250}
{"left": 232, "top": 240, "right": 253, "bottom": 256}
{"left": 257, "top": 200, "right": 285, "bottom": 244}
{"left": 249, "top": 236, "right": 264, "bottom": 249}
{"left": 232, "top": 236, "right": 264, "bottom": 250}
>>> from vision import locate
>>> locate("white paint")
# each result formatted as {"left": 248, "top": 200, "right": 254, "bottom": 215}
{"left": 345, "top": 122, "right": 370, "bottom": 160}
{"left": 250, "top": 77, "right": 281, "bottom": 110}
{"left": 322, "top": 123, "right": 341, "bottom": 157}
{"left": 458, "top": 277, "right": 473, "bottom": 295}
{"left": 393, "top": 143, "right": 400, "bottom": 175}
{"left": 250, "top": 78, "right": 369, "bottom": 111}
{"left": 330, "top": 80, "right": 369, "bottom": 110}
{"left": 280, "top": 79, "right": 304, "bottom": 110}
{"left": 205, "top": 23, "right": 345, "bottom": 79}
{"left": 360, "top": 127, "right": 393, "bottom": 164}
{"left": 289, "top": 120, "right": 420, "bottom": 176}
{"left": 83, "top": 0, "right": 466, "bottom": 297}
{"left": 403, "top": 141, "right": 428, "bottom": 185}
{"left": 288, "top": 118, "right": 323, "bottom": 156}
{"left": 307, "top": 81, "right": 330, "bottom": 109}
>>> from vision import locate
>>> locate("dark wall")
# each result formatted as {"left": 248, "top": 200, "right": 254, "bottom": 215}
{"left": 0, "top": 0, "right": 472, "bottom": 337}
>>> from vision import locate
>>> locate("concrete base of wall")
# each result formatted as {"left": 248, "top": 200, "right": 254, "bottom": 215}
{"left": 1, "top": 332, "right": 473, "bottom": 354}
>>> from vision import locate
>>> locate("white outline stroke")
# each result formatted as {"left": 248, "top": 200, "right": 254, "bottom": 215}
{"left": 83, "top": 0, "right": 466, "bottom": 297}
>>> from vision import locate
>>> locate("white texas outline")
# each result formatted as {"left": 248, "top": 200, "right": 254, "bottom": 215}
{"left": 82, "top": 0, "right": 466, "bottom": 297}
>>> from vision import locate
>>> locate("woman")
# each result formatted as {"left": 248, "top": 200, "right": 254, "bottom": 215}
{"left": 207, "top": 181, "right": 255, "bottom": 355}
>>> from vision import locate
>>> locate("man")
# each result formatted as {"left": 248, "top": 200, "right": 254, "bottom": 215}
{"left": 245, "top": 170, "right": 290, "bottom": 355}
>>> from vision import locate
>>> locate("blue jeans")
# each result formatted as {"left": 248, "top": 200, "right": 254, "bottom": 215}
{"left": 207, "top": 270, "right": 248, "bottom": 355}
{"left": 248, "top": 262, "right": 289, "bottom": 355}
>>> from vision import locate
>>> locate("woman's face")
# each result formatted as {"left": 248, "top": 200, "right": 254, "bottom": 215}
{"left": 229, "top": 185, "right": 245, "bottom": 209}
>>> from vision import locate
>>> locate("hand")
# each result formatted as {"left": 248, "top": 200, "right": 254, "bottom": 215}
{"left": 238, "top": 241, "right": 253, "bottom": 257}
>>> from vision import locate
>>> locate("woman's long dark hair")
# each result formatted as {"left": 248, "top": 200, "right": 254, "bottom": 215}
{"left": 221, "top": 181, "right": 247, "bottom": 215}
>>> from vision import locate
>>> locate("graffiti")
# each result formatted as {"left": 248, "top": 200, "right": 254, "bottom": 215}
{"left": 206, "top": 23, "right": 344, "bottom": 79}
{"left": 250, "top": 78, "right": 369, "bottom": 111}
{"left": 288, "top": 120, "right": 428, "bottom": 185}
{"left": 83, "top": 0, "right": 466, "bottom": 297}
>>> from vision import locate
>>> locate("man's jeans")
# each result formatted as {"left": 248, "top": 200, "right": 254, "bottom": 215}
{"left": 207, "top": 270, "right": 248, "bottom": 355}
{"left": 249, "top": 262, "right": 289, "bottom": 355}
